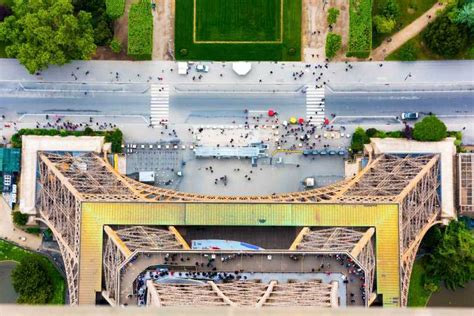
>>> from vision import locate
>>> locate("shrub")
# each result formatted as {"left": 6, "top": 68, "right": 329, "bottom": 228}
{"left": 325, "top": 33, "right": 342, "bottom": 59}
{"left": 179, "top": 48, "right": 188, "bottom": 56}
{"left": 378, "top": 0, "right": 400, "bottom": 19}
{"left": 12, "top": 211, "right": 28, "bottom": 226}
{"left": 413, "top": 116, "right": 447, "bottom": 141}
{"left": 288, "top": 47, "right": 296, "bottom": 55}
{"left": 106, "top": 0, "right": 125, "bottom": 19}
{"left": 365, "top": 128, "right": 378, "bottom": 138}
{"left": 128, "top": 0, "right": 153, "bottom": 60}
{"left": 423, "top": 14, "right": 469, "bottom": 57}
{"left": 327, "top": 8, "right": 340, "bottom": 25}
{"left": 11, "top": 128, "right": 123, "bottom": 153}
{"left": 374, "top": 15, "right": 396, "bottom": 34}
{"left": 394, "top": 42, "right": 418, "bottom": 61}
{"left": 110, "top": 38, "right": 122, "bottom": 53}
{"left": 347, "top": 0, "right": 372, "bottom": 58}
{"left": 12, "top": 257, "right": 53, "bottom": 304}
{"left": 25, "top": 227, "right": 41, "bottom": 235}
{"left": 351, "top": 127, "right": 370, "bottom": 153}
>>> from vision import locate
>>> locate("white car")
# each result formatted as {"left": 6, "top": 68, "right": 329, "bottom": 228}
{"left": 401, "top": 112, "right": 419, "bottom": 120}
{"left": 196, "top": 64, "right": 209, "bottom": 73}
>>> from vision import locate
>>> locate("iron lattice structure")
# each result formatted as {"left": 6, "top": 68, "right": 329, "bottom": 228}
{"left": 36, "top": 151, "right": 442, "bottom": 306}
{"left": 295, "top": 227, "right": 375, "bottom": 296}
{"left": 146, "top": 280, "right": 337, "bottom": 307}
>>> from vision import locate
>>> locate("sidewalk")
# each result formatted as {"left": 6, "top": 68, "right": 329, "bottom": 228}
{"left": 0, "top": 59, "right": 472, "bottom": 91}
{"left": 0, "top": 197, "right": 42, "bottom": 251}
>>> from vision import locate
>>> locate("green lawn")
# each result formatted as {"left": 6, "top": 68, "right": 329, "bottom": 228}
{"left": 0, "top": 239, "right": 66, "bottom": 304}
{"left": 372, "top": 0, "right": 437, "bottom": 47}
{"left": 195, "top": 0, "right": 281, "bottom": 42}
{"left": 175, "top": 0, "right": 301, "bottom": 61}
{"left": 408, "top": 258, "right": 433, "bottom": 307}
{"left": 387, "top": 33, "right": 474, "bottom": 61}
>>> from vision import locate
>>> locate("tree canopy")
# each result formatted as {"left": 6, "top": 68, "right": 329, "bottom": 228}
{"left": 0, "top": 0, "right": 96, "bottom": 74}
{"left": 425, "top": 221, "right": 474, "bottom": 290}
{"left": 12, "top": 211, "right": 28, "bottom": 226}
{"left": 374, "top": 15, "right": 396, "bottom": 34}
{"left": 12, "top": 257, "right": 53, "bottom": 304}
{"left": 423, "top": 15, "right": 469, "bottom": 58}
{"left": 412, "top": 116, "right": 447, "bottom": 141}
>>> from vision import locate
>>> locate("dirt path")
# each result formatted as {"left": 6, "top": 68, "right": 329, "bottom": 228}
{"left": 114, "top": 0, "right": 137, "bottom": 52}
{"left": 302, "top": 0, "right": 350, "bottom": 62}
{"left": 371, "top": 1, "right": 446, "bottom": 60}
{"left": 152, "top": 0, "right": 175, "bottom": 60}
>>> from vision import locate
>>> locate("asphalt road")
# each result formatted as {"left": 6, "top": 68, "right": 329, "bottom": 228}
{"left": 1, "top": 87, "right": 473, "bottom": 141}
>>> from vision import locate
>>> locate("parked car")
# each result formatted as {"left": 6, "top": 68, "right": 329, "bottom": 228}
{"left": 401, "top": 112, "right": 419, "bottom": 120}
{"left": 196, "top": 64, "right": 209, "bottom": 73}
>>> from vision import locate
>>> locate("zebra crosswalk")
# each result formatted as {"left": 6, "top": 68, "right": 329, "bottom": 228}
{"left": 150, "top": 84, "right": 169, "bottom": 126}
{"left": 305, "top": 85, "right": 325, "bottom": 125}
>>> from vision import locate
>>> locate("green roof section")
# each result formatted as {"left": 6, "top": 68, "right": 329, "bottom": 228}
{"left": 0, "top": 148, "right": 21, "bottom": 173}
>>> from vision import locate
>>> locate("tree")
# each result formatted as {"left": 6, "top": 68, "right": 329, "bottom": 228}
{"left": 0, "top": 0, "right": 96, "bottom": 74}
{"left": 379, "top": 0, "right": 400, "bottom": 19}
{"left": 327, "top": 8, "right": 340, "bottom": 25}
{"left": 423, "top": 15, "right": 469, "bottom": 57}
{"left": 325, "top": 33, "right": 342, "bottom": 59}
{"left": 452, "top": 1, "right": 474, "bottom": 29}
{"left": 374, "top": 15, "right": 396, "bottom": 34}
{"left": 12, "top": 257, "right": 53, "bottom": 304}
{"left": 110, "top": 38, "right": 122, "bottom": 53}
{"left": 425, "top": 221, "right": 474, "bottom": 290}
{"left": 0, "top": 5, "right": 12, "bottom": 22}
{"left": 412, "top": 115, "right": 447, "bottom": 141}
{"left": 12, "top": 211, "right": 28, "bottom": 226}
{"left": 351, "top": 127, "right": 369, "bottom": 153}
{"left": 72, "top": 0, "right": 113, "bottom": 46}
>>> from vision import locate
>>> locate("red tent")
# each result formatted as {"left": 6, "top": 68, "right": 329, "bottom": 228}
{"left": 268, "top": 109, "right": 276, "bottom": 117}
{"left": 324, "top": 118, "right": 330, "bottom": 125}
{"left": 298, "top": 118, "right": 304, "bottom": 124}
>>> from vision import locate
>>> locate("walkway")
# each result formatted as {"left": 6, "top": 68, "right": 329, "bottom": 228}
{"left": 152, "top": 0, "right": 174, "bottom": 60}
{"left": 371, "top": 2, "right": 446, "bottom": 60}
{"left": 0, "top": 197, "right": 41, "bottom": 251}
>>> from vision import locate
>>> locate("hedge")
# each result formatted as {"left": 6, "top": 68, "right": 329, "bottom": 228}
{"left": 106, "top": 0, "right": 125, "bottom": 20}
{"left": 347, "top": 0, "right": 372, "bottom": 58}
{"left": 128, "top": 0, "right": 153, "bottom": 60}
{"left": 325, "top": 33, "right": 342, "bottom": 59}
{"left": 11, "top": 128, "right": 123, "bottom": 153}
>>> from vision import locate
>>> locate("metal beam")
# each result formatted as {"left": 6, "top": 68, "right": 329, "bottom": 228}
{"left": 104, "top": 226, "right": 132, "bottom": 258}
{"left": 168, "top": 226, "right": 190, "bottom": 250}
{"left": 289, "top": 227, "right": 310, "bottom": 250}
{"left": 350, "top": 227, "right": 375, "bottom": 258}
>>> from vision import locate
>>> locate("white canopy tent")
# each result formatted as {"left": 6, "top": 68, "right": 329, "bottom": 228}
{"left": 232, "top": 62, "right": 252, "bottom": 76}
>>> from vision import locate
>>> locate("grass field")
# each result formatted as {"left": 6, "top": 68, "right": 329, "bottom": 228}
{"left": 175, "top": 0, "right": 301, "bottom": 61}
{"left": 407, "top": 258, "right": 433, "bottom": 306}
{"left": 0, "top": 239, "right": 65, "bottom": 304}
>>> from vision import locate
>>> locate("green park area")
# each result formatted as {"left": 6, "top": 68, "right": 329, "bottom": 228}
{"left": 372, "top": 0, "right": 438, "bottom": 47}
{"left": 381, "top": 0, "right": 474, "bottom": 61}
{"left": 175, "top": 0, "right": 301, "bottom": 61}
{"left": 0, "top": 239, "right": 65, "bottom": 304}
{"left": 407, "top": 220, "right": 474, "bottom": 307}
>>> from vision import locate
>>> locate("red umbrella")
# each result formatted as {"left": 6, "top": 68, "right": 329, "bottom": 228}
{"left": 324, "top": 118, "right": 330, "bottom": 125}
{"left": 298, "top": 118, "right": 304, "bottom": 124}
{"left": 268, "top": 109, "right": 276, "bottom": 117}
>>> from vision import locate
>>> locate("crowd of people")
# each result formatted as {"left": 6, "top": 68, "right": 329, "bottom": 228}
{"left": 126, "top": 251, "right": 368, "bottom": 307}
